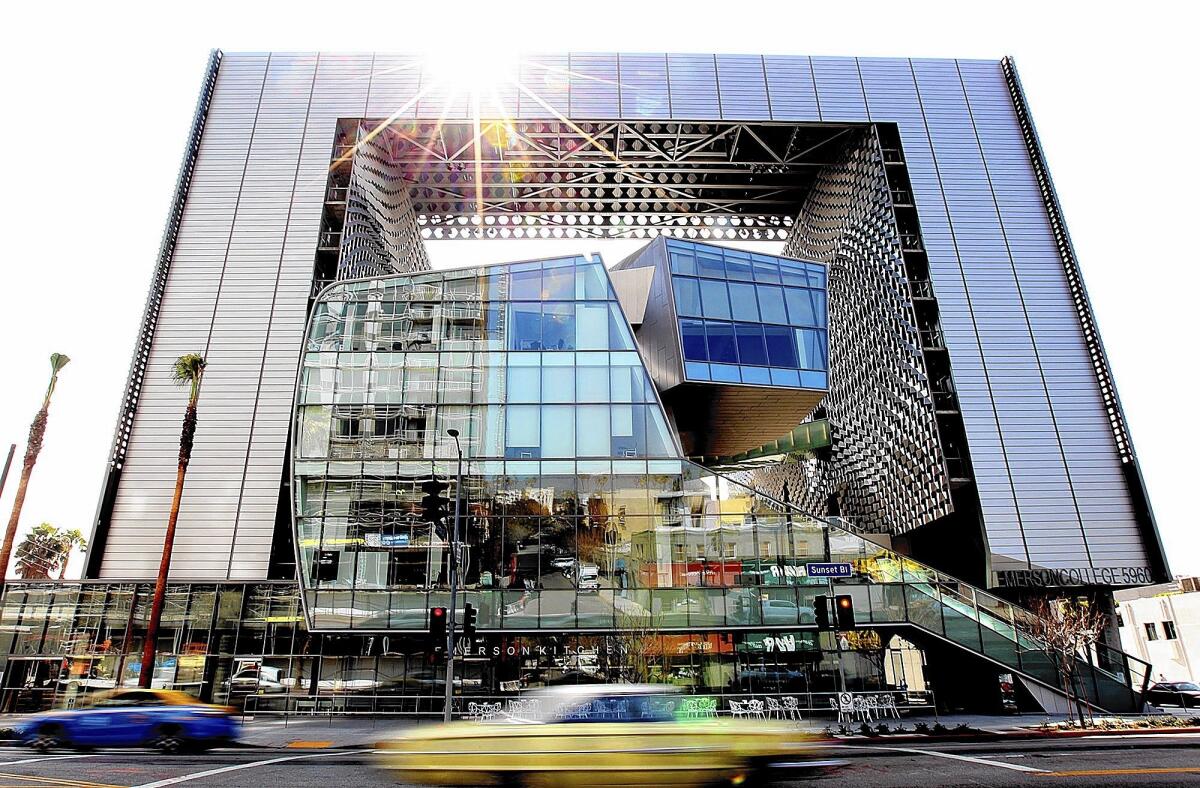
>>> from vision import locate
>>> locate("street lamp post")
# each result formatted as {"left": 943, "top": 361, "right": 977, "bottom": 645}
{"left": 444, "top": 429, "right": 464, "bottom": 723}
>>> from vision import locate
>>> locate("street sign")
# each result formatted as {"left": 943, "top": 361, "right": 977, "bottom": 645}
{"left": 806, "top": 562, "right": 853, "bottom": 578}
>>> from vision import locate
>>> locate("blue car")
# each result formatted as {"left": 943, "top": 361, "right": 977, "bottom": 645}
{"left": 15, "top": 688, "right": 238, "bottom": 753}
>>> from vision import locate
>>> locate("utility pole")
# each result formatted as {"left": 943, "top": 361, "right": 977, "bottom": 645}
{"left": 443, "top": 429, "right": 464, "bottom": 723}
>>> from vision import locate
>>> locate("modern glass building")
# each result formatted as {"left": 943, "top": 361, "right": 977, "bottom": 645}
{"left": 0, "top": 50, "right": 1169, "bottom": 715}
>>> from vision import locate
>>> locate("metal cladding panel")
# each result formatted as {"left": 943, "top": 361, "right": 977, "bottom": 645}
{"left": 365, "top": 53, "right": 421, "bottom": 118}
{"left": 667, "top": 54, "right": 720, "bottom": 118}
{"left": 568, "top": 52, "right": 620, "bottom": 118}
{"left": 519, "top": 54, "right": 569, "bottom": 118}
{"left": 763, "top": 56, "right": 820, "bottom": 120}
{"left": 810, "top": 57, "right": 868, "bottom": 121}
{"left": 716, "top": 55, "right": 770, "bottom": 120}
{"left": 618, "top": 53, "right": 669, "bottom": 119}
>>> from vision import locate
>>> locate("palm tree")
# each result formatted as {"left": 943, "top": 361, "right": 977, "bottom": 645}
{"left": 14, "top": 523, "right": 87, "bottom": 579}
{"left": 1, "top": 353, "right": 70, "bottom": 585}
{"left": 139, "top": 353, "right": 206, "bottom": 688}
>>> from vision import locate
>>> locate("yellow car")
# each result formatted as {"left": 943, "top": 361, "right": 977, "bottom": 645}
{"left": 378, "top": 685, "right": 838, "bottom": 787}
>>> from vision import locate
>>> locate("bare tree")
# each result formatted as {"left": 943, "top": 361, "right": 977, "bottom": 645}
{"left": 1023, "top": 598, "right": 1108, "bottom": 726}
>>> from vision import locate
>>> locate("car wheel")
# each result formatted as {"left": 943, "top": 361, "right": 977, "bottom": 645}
{"left": 153, "top": 726, "right": 186, "bottom": 755}
{"left": 31, "top": 725, "right": 62, "bottom": 753}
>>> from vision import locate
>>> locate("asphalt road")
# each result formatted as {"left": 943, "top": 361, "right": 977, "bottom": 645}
{"left": 0, "top": 735, "right": 1198, "bottom": 787}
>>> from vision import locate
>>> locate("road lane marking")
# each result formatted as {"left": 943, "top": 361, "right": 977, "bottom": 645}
{"left": 1043, "top": 767, "right": 1200, "bottom": 777}
{"left": 831, "top": 744, "right": 1047, "bottom": 773}
{"left": 0, "top": 755, "right": 104, "bottom": 767}
{"left": 0, "top": 772, "right": 121, "bottom": 788}
{"left": 285, "top": 741, "right": 333, "bottom": 748}
{"left": 130, "top": 750, "right": 348, "bottom": 787}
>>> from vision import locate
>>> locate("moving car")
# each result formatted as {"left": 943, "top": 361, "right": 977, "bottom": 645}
{"left": 14, "top": 689, "right": 238, "bottom": 753}
{"left": 1145, "top": 681, "right": 1200, "bottom": 708}
{"left": 573, "top": 563, "right": 600, "bottom": 593}
{"left": 378, "top": 684, "right": 839, "bottom": 786}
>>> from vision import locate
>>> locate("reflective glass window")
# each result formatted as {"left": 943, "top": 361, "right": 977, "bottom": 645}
{"left": 608, "top": 304, "right": 636, "bottom": 350}
{"left": 576, "top": 264, "right": 609, "bottom": 300}
{"left": 741, "top": 366, "right": 771, "bottom": 385}
{"left": 541, "top": 405, "right": 575, "bottom": 457}
{"left": 576, "top": 405, "right": 610, "bottom": 457}
{"left": 541, "top": 365, "right": 574, "bottom": 402}
{"left": 576, "top": 303, "right": 609, "bottom": 351}
{"left": 709, "top": 363, "right": 740, "bottom": 382}
{"left": 542, "top": 303, "right": 575, "bottom": 350}
{"left": 611, "top": 404, "right": 645, "bottom": 457}
{"left": 673, "top": 278, "right": 702, "bottom": 317}
{"left": 510, "top": 269, "right": 541, "bottom": 300}
{"left": 695, "top": 249, "right": 725, "bottom": 278}
{"left": 811, "top": 290, "right": 828, "bottom": 326}
{"left": 684, "top": 361, "right": 710, "bottom": 380}
{"left": 763, "top": 324, "right": 798, "bottom": 367}
{"left": 542, "top": 266, "right": 574, "bottom": 300}
{"left": 723, "top": 251, "right": 754, "bottom": 281}
{"left": 507, "top": 365, "right": 540, "bottom": 402}
{"left": 680, "top": 318, "right": 708, "bottom": 361}
{"left": 784, "top": 288, "right": 816, "bottom": 327}
{"left": 770, "top": 368, "right": 800, "bottom": 387}
{"left": 576, "top": 366, "right": 608, "bottom": 402}
{"left": 728, "top": 282, "right": 760, "bottom": 322}
{"left": 510, "top": 303, "right": 542, "bottom": 350}
{"left": 752, "top": 254, "right": 782, "bottom": 284}
{"left": 795, "top": 328, "right": 827, "bottom": 369}
{"left": 699, "top": 280, "right": 730, "bottom": 320}
{"left": 778, "top": 259, "right": 809, "bottom": 287}
{"left": 705, "top": 321, "right": 737, "bottom": 363}
{"left": 735, "top": 323, "right": 768, "bottom": 366}
{"left": 669, "top": 250, "right": 696, "bottom": 275}
{"left": 757, "top": 285, "right": 788, "bottom": 324}
{"left": 505, "top": 405, "right": 540, "bottom": 457}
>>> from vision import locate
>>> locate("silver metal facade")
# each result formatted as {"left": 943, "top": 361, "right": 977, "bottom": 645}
{"left": 94, "top": 51, "right": 1160, "bottom": 587}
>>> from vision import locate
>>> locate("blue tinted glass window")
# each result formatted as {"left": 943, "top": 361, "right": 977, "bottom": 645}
{"left": 541, "top": 405, "right": 575, "bottom": 457}
{"left": 795, "top": 328, "right": 828, "bottom": 369}
{"left": 576, "top": 304, "right": 609, "bottom": 351}
{"left": 542, "top": 365, "right": 574, "bottom": 402}
{"left": 507, "top": 366, "right": 540, "bottom": 402}
{"left": 735, "top": 323, "right": 768, "bottom": 366}
{"left": 511, "top": 269, "right": 541, "bottom": 300}
{"left": 741, "top": 366, "right": 771, "bottom": 385}
{"left": 709, "top": 363, "right": 740, "bottom": 382}
{"left": 576, "top": 367, "right": 608, "bottom": 402}
{"left": 684, "top": 362, "right": 710, "bottom": 380}
{"left": 484, "top": 304, "right": 505, "bottom": 342}
{"left": 510, "top": 303, "right": 542, "bottom": 350}
{"left": 778, "top": 259, "right": 808, "bottom": 287}
{"left": 808, "top": 266, "right": 826, "bottom": 288}
{"left": 811, "top": 290, "right": 828, "bottom": 326}
{"left": 608, "top": 304, "right": 636, "bottom": 350}
{"left": 770, "top": 368, "right": 801, "bottom": 387}
{"left": 757, "top": 285, "right": 787, "bottom": 324}
{"left": 705, "top": 321, "right": 737, "bottom": 363}
{"left": 752, "top": 255, "right": 782, "bottom": 284}
{"left": 784, "top": 288, "right": 816, "bottom": 327}
{"left": 611, "top": 404, "right": 645, "bottom": 457}
{"left": 801, "top": 370, "right": 828, "bottom": 388}
{"left": 542, "top": 303, "right": 575, "bottom": 350}
{"left": 576, "top": 264, "right": 609, "bottom": 299}
{"left": 576, "top": 404, "right": 610, "bottom": 456}
{"left": 680, "top": 319, "right": 708, "bottom": 361}
{"left": 699, "top": 280, "right": 730, "bottom": 320}
{"left": 645, "top": 408, "right": 675, "bottom": 455}
{"left": 505, "top": 405, "right": 540, "bottom": 458}
{"left": 695, "top": 250, "right": 725, "bottom": 278}
{"left": 723, "top": 251, "right": 754, "bottom": 281}
{"left": 542, "top": 266, "right": 574, "bottom": 300}
{"left": 763, "top": 324, "right": 797, "bottom": 367}
{"left": 669, "top": 251, "right": 696, "bottom": 275}
{"left": 728, "top": 282, "right": 759, "bottom": 322}
{"left": 673, "top": 278, "right": 702, "bottom": 317}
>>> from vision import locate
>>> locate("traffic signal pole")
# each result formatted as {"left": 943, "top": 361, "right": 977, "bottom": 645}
{"left": 444, "top": 430, "right": 464, "bottom": 722}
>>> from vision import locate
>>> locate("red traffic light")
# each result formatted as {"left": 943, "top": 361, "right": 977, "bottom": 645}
{"left": 432, "top": 607, "right": 445, "bottom": 618}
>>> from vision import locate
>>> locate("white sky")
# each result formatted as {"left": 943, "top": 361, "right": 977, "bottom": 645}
{"left": 1, "top": 1, "right": 1196, "bottom": 580}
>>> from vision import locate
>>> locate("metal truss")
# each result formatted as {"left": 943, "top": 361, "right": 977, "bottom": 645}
{"left": 350, "top": 119, "right": 856, "bottom": 240}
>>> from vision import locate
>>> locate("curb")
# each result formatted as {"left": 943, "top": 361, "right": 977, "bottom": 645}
{"left": 832, "top": 726, "right": 1200, "bottom": 745}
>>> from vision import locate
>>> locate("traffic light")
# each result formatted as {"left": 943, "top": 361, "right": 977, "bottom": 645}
{"left": 835, "top": 594, "right": 856, "bottom": 630}
{"left": 429, "top": 606, "right": 448, "bottom": 642}
{"left": 420, "top": 478, "right": 451, "bottom": 525}
{"left": 814, "top": 595, "right": 830, "bottom": 630}
{"left": 462, "top": 603, "right": 478, "bottom": 637}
